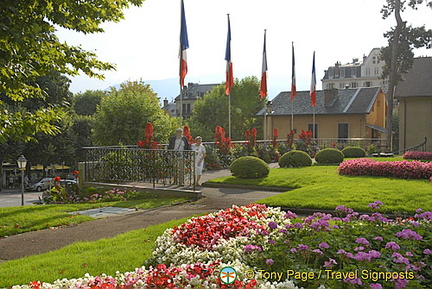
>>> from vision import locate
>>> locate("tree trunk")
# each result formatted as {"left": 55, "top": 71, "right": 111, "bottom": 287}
{"left": 386, "top": 0, "right": 404, "bottom": 152}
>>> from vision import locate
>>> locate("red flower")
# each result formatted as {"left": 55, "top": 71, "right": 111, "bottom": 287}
{"left": 30, "top": 281, "right": 41, "bottom": 289}
{"left": 73, "top": 170, "right": 79, "bottom": 176}
{"left": 53, "top": 176, "right": 61, "bottom": 182}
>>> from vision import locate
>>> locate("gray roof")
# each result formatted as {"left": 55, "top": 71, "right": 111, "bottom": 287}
{"left": 259, "top": 87, "right": 381, "bottom": 116}
{"left": 395, "top": 57, "right": 432, "bottom": 98}
{"left": 175, "top": 83, "right": 219, "bottom": 100}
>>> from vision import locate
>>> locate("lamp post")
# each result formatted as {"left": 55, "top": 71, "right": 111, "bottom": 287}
{"left": 17, "top": 155, "right": 27, "bottom": 206}
{"left": 264, "top": 101, "right": 273, "bottom": 142}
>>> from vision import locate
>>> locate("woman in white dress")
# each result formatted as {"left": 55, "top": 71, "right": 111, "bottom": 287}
{"left": 191, "top": 136, "right": 206, "bottom": 186}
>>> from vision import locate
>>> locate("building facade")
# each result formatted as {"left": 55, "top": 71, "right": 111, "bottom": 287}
{"left": 174, "top": 83, "right": 219, "bottom": 119}
{"left": 395, "top": 57, "right": 432, "bottom": 152}
{"left": 322, "top": 48, "right": 389, "bottom": 93}
{"left": 259, "top": 87, "right": 387, "bottom": 143}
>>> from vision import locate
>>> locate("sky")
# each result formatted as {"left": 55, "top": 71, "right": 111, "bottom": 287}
{"left": 57, "top": 0, "right": 432, "bottom": 100}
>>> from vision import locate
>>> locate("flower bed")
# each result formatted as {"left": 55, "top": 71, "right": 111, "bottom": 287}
{"left": 13, "top": 203, "right": 432, "bottom": 288}
{"left": 403, "top": 151, "right": 432, "bottom": 161}
{"left": 338, "top": 158, "right": 432, "bottom": 179}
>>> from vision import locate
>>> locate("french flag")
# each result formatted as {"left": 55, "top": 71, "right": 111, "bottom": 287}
{"left": 310, "top": 51, "right": 317, "bottom": 107}
{"left": 225, "top": 14, "right": 233, "bottom": 96}
{"left": 259, "top": 29, "right": 267, "bottom": 99}
{"left": 290, "top": 42, "right": 296, "bottom": 102}
{"left": 179, "top": 0, "right": 189, "bottom": 87}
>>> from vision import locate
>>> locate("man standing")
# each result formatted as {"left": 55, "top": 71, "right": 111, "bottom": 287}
{"left": 168, "top": 128, "right": 191, "bottom": 185}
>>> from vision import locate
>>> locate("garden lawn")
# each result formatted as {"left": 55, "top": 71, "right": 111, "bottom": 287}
{"left": 0, "top": 196, "right": 188, "bottom": 237}
{"left": 0, "top": 218, "right": 188, "bottom": 288}
{"left": 206, "top": 165, "right": 432, "bottom": 214}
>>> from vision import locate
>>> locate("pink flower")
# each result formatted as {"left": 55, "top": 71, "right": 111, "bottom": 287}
{"left": 395, "top": 229, "right": 423, "bottom": 240}
{"left": 319, "top": 242, "right": 330, "bottom": 249}
{"left": 355, "top": 237, "right": 370, "bottom": 245}
{"left": 385, "top": 241, "right": 401, "bottom": 251}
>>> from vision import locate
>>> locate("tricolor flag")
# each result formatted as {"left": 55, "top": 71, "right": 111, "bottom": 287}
{"left": 310, "top": 51, "right": 317, "bottom": 107}
{"left": 179, "top": 0, "right": 189, "bottom": 87}
{"left": 259, "top": 30, "right": 267, "bottom": 100}
{"left": 290, "top": 42, "right": 296, "bottom": 102}
{"left": 225, "top": 14, "right": 234, "bottom": 96}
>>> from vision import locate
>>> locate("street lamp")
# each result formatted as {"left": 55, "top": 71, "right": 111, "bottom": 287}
{"left": 17, "top": 155, "right": 27, "bottom": 206}
{"left": 264, "top": 101, "right": 273, "bottom": 141}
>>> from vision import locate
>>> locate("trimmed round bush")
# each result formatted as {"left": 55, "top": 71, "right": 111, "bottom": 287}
{"left": 278, "top": 150, "right": 312, "bottom": 168}
{"left": 341, "top": 146, "right": 366, "bottom": 158}
{"left": 230, "top": 156, "right": 270, "bottom": 179}
{"left": 315, "top": 148, "right": 344, "bottom": 164}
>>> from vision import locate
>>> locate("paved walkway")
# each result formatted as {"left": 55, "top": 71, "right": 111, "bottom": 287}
{"left": 0, "top": 164, "right": 282, "bottom": 261}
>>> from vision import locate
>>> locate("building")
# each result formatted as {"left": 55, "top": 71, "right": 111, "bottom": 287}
{"left": 322, "top": 48, "right": 389, "bottom": 92}
{"left": 259, "top": 87, "right": 387, "bottom": 143}
{"left": 162, "top": 98, "right": 177, "bottom": 117}
{"left": 174, "top": 83, "right": 219, "bottom": 119}
{"left": 395, "top": 57, "right": 432, "bottom": 152}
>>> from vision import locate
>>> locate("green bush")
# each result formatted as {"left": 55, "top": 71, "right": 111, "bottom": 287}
{"left": 341, "top": 146, "right": 366, "bottom": 158}
{"left": 278, "top": 150, "right": 312, "bottom": 168}
{"left": 315, "top": 148, "right": 344, "bottom": 164}
{"left": 230, "top": 156, "right": 270, "bottom": 179}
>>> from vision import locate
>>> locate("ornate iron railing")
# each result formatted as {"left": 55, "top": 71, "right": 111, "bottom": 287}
{"left": 81, "top": 147, "right": 195, "bottom": 189}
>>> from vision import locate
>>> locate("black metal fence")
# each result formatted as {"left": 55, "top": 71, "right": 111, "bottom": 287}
{"left": 81, "top": 147, "right": 195, "bottom": 188}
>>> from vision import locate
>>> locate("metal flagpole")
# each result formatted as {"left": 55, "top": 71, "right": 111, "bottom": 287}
{"left": 291, "top": 101, "right": 294, "bottom": 131}
{"left": 179, "top": 86, "right": 183, "bottom": 126}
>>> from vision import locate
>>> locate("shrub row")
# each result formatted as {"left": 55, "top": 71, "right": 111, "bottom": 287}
{"left": 403, "top": 151, "right": 432, "bottom": 161}
{"left": 338, "top": 158, "right": 432, "bottom": 179}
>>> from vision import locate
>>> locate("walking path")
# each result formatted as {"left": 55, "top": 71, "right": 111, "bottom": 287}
{"left": 0, "top": 164, "right": 282, "bottom": 261}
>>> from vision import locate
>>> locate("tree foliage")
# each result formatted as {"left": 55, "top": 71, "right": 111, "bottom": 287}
{"left": 73, "top": 90, "right": 106, "bottom": 116}
{"left": 188, "top": 76, "right": 265, "bottom": 141}
{"left": 380, "top": 0, "right": 431, "bottom": 150}
{"left": 0, "top": 0, "right": 143, "bottom": 143}
{"left": 93, "top": 80, "right": 179, "bottom": 146}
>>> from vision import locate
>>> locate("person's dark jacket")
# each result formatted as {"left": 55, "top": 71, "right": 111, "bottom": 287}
{"left": 168, "top": 136, "right": 191, "bottom": 150}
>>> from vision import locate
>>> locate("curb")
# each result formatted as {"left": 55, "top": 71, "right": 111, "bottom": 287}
{"left": 202, "top": 182, "right": 292, "bottom": 192}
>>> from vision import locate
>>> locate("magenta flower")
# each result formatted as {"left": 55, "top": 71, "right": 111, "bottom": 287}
{"left": 392, "top": 252, "right": 410, "bottom": 265}
{"left": 298, "top": 244, "right": 309, "bottom": 251}
{"left": 369, "top": 284, "right": 382, "bottom": 289}
{"left": 355, "top": 237, "right": 370, "bottom": 245}
{"left": 284, "top": 211, "right": 297, "bottom": 219}
{"left": 373, "top": 236, "right": 383, "bottom": 242}
{"left": 385, "top": 241, "right": 401, "bottom": 251}
{"left": 319, "top": 242, "right": 330, "bottom": 249}
{"left": 268, "top": 221, "right": 278, "bottom": 230}
{"left": 312, "top": 249, "right": 324, "bottom": 255}
{"left": 395, "top": 229, "right": 423, "bottom": 240}
{"left": 423, "top": 249, "right": 432, "bottom": 255}
{"left": 266, "top": 259, "right": 274, "bottom": 265}
{"left": 323, "top": 258, "right": 337, "bottom": 268}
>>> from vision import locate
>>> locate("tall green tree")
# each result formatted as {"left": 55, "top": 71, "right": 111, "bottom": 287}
{"left": 93, "top": 80, "right": 179, "bottom": 145}
{"left": 188, "top": 76, "right": 265, "bottom": 141}
{"left": 380, "top": 0, "right": 432, "bottom": 150}
{"left": 0, "top": 0, "right": 143, "bottom": 143}
{"left": 73, "top": 90, "right": 106, "bottom": 116}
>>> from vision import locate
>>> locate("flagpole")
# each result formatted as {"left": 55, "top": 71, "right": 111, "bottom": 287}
{"left": 225, "top": 14, "right": 232, "bottom": 139}
{"left": 179, "top": 0, "right": 189, "bottom": 127}
{"left": 290, "top": 41, "right": 296, "bottom": 132}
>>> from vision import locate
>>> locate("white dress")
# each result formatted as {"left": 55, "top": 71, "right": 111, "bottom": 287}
{"left": 191, "top": 143, "right": 206, "bottom": 175}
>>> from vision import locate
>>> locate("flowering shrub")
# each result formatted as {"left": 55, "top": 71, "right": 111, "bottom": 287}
{"left": 214, "top": 126, "right": 232, "bottom": 155}
{"left": 245, "top": 128, "right": 258, "bottom": 154}
{"left": 403, "top": 151, "right": 432, "bottom": 161}
{"left": 13, "top": 203, "right": 432, "bottom": 288}
{"left": 137, "top": 122, "right": 158, "bottom": 149}
{"left": 338, "top": 158, "right": 432, "bottom": 179}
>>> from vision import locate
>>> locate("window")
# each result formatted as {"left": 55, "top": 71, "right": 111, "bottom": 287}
{"left": 365, "top": 81, "right": 371, "bottom": 87}
{"left": 366, "top": 68, "right": 370, "bottom": 75}
{"left": 340, "top": 69, "right": 345, "bottom": 78}
{"left": 339, "top": 83, "right": 345, "bottom": 89}
{"left": 374, "top": 67, "right": 379, "bottom": 75}
{"left": 338, "top": 123, "right": 349, "bottom": 139}
{"left": 327, "top": 83, "right": 334, "bottom": 89}
{"left": 351, "top": 82, "right": 358, "bottom": 88}
{"left": 308, "top": 123, "right": 318, "bottom": 138}
{"left": 351, "top": 68, "right": 357, "bottom": 77}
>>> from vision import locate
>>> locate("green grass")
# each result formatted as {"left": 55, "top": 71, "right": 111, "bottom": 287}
{"left": 0, "top": 196, "right": 188, "bottom": 237}
{"left": 0, "top": 218, "right": 188, "bottom": 288}
{"left": 207, "top": 165, "right": 432, "bottom": 214}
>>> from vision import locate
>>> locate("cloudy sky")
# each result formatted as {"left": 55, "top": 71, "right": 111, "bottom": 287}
{"left": 57, "top": 0, "right": 432, "bottom": 99}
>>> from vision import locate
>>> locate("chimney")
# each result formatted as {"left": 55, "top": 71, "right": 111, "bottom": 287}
{"left": 163, "top": 98, "right": 168, "bottom": 107}
{"left": 324, "top": 89, "right": 338, "bottom": 106}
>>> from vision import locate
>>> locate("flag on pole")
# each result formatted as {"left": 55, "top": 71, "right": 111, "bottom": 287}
{"left": 310, "top": 51, "right": 317, "bottom": 107}
{"left": 179, "top": 0, "right": 189, "bottom": 87}
{"left": 225, "top": 14, "right": 234, "bottom": 96}
{"left": 290, "top": 42, "right": 296, "bottom": 102}
{"left": 259, "top": 30, "right": 267, "bottom": 99}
